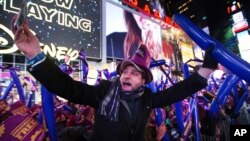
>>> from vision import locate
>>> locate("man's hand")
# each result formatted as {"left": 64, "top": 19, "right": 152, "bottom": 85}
{"left": 202, "top": 48, "right": 218, "bottom": 70}
{"left": 11, "top": 16, "right": 41, "bottom": 59}
{"left": 198, "top": 48, "right": 218, "bottom": 79}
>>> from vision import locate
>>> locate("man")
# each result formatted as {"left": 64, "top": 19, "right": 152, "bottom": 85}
{"left": 12, "top": 18, "right": 217, "bottom": 141}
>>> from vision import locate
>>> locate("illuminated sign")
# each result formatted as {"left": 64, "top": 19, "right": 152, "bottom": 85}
{"left": 0, "top": 24, "right": 79, "bottom": 60}
{"left": 232, "top": 11, "right": 244, "bottom": 23}
{"left": 179, "top": 41, "right": 195, "bottom": 66}
{"left": 233, "top": 20, "right": 249, "bottom": 33}
{"left": 237, "top": 30, "right": 250, "bottom": 63}
{"left": 106, "top": 2, "right": 163, "bottom": 60}
{"left": 121, "top": 0, "right": 178, "bottom": 28}
{"left": 0, "top": 0, "right": 102, "bottom": 60}
{"left": 232, "top": 12, "right": 248, "bottom": 33}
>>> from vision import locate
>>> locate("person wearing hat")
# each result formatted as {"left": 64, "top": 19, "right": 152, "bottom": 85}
{"left": 12, "top": 18, "right": 218, "bottom": 141}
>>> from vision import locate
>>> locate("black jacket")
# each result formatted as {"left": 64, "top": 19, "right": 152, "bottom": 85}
{"left": 30, "top": 58, "right": 208, "bottom": 141}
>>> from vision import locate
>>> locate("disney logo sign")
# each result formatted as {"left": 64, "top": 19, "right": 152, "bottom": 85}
{"left": 0, "top": 24, "right": 79, "bottom": 61}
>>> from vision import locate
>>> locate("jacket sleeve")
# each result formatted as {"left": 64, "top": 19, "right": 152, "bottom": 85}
{"left": 151, "top": 72, "right": 208, "bottom": 108}
{"left": 29, "top": 57, "right": 110, "bottom": 108}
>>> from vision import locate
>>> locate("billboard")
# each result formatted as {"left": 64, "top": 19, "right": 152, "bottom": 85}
{"left": 106, "top": 1, "right": 163, "bottom": 60}
{"left": 161, "top": 26, "right": 198, "bottom": 71}
{"left": 161, "top": 28, "right": 177, "bottom": 68}
{"left": 237, "top": 30, "right": 250, "bottom": 63}
{"left": 0, "top": 0, "right": 102, "bottom": 60}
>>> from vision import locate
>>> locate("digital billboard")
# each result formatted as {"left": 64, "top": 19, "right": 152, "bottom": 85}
{"left": 0, "top": 0, "right": 102, "bottom": 60}
{"left": 161, "top": 28, "right": 177, "bottom": 67}
{"left": 237, "top": 30, "right": 250, "bottom": 63}
{"left": 161, "top": 25, "right": 198, "bottom": 71}
{"left": 106, "top": 1, "right": 163, "bottom": 60}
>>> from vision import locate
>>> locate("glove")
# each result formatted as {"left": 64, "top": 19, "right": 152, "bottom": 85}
{"left": 202, "top": 48, "right": 218, "bottom": 70}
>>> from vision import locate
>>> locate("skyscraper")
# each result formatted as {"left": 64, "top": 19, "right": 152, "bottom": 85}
{"left": 165, "top": 0, "right": 208, "bottom": 28}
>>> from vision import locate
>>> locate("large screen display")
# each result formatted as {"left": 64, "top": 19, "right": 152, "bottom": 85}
{"left": 0, "top": 0, "right": 102, "bottom": 60}
{"left": 161, "top": 28, "right": 177, "bottom": 67}
{"left": 237, "top": 30, "right": 250, "bottom": 63}
{"left": 106, "top": 2, "right": 163, "bottom": 60}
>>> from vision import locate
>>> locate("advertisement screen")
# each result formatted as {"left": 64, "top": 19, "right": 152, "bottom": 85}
{"left": 106, "top": 2, "right": 163, "bottom": 60}
{"left": 161, "top": 26, "right": 197, "bottom": 71}
{"left": 179, "top": 41, "right": 195, "bottom": 65}
{"left": 237, "top": 30, "right": 250, "bottom": 63}
{"left": 0, "top": 0, "right": 102, "bottom": 60}
{"left": 161, "top": 28, "right": 177, "bottom": 67}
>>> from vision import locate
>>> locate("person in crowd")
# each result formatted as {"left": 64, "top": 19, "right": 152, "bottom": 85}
{"left": 12, "top": 16, "right": 217, "bottom": 141}
{"left": 144, "top": 108, "right": 167, "bottom": 141}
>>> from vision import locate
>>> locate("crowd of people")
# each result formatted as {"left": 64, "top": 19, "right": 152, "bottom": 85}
{"left": 0, "top": 6, "right": 249, "bottom": 141}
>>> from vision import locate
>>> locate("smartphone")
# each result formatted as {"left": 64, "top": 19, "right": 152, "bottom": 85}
{"left": 14, "top": 0, "right": 27, "bottom": 28}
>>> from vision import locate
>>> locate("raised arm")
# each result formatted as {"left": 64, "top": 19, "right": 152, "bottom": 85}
{"left": 152, "top": 49, "right": 218, "bottom": 107}
{"left": 11, "top": 17, "right": 108, "bottom": 107}
{"left": 12, "top": 17, "right": 41, "bottom": 59}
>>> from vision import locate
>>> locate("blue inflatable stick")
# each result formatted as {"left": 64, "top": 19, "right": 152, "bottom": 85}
{"left": 147, "top": 81, "right": 171, "bottom": 141}
{"left": 26, "top": 93, "right": 34, "bottom": 108}
{"left": 175, "top": 63, "right": 189, "bottom": 135}
{"left": 192, "top": 99, "right": 201, "bottom": 141}
{"left": 234, "top": 80, "right": 249, "bottom": 114}
{"left": 41, "top": 86, "right": 57, "bottom": 141}
{"left": 9, "top": 68, "right": 26, "bottom": 103}
{"left": 149, "top": 59, "right": 166, "bottom": 68}
{"left": 232, "top": 85, "right": 239, "bottom": 105}
{"left": 218, "top": 75, "right": 240, "bottom": 105}
{"left": 210, "top": 75, "right": 219, "bottom": 90}
{"left": 1, "top": 81, "right": 15, "bottom": 100}
{"left": 182, "top": 63, "right": 190, "bottom": 79}
{"left": 175, "top": 102, "right": 184, "bottom": 134}
{"left": 37, "top": 110, "right": 44, "bottom": 124}
{"left": 173, "top": 13, "right": 250, "bottom": 83}
{"left": 154, "top": 108, "right": 171, "bottom": 141}
{"left": 210, "top": 74, "right": 233, "bottom": 112}
{"left": 235, "top": 91, "right": 248, "bottom": 114}
{"left": 181, "top": 61, "right": 201, "bottom": 141}
{"left": 79, "top": 48, "right": 89, "bottom": 83}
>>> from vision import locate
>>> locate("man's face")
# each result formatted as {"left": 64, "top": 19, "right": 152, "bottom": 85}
{"left": 120, "top": 65, "right": 145, "bottom": 91}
